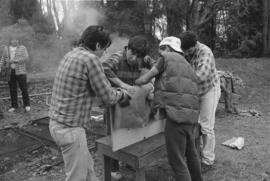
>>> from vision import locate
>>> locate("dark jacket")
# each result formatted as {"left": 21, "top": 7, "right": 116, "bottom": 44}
{"left": 153, "top": 52, "right": 200, "bottom": 124}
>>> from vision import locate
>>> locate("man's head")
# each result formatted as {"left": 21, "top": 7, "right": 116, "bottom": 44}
{"left": 126, "top": 35, "right": 149, "bottom": 66}
{"left": 10, "top": 38, "right": 19, "bottom": 47}
{"left": 179, "top": 31, "right": 198, "bottom": 56}
{"left": 158, "top": 36, "right": 183, "bottom": 55}
{"left": 78, "top": 25, "right": 111, "bottom": 57}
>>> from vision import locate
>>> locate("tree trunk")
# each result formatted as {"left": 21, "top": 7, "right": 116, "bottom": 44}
{"left": 166, "top": 6, "right": 183, "bottom": 36}
{"left": 263, "top": 0, "right": 270, "bottom": 56}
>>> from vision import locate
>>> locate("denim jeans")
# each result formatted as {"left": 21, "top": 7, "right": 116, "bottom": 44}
{"left": 49, "top": 120, "right": 98, "bottom": 181}
{"left": 199, "top": 82, "right": 221, "bottom": 165}
{"left": 9, "top": 69, "right": 30, "bottom": 108}
{"left": 165, "top": 120, "right": 203, "bottom": 181}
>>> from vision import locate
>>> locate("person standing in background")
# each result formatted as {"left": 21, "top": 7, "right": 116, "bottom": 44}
{"left": 180, "top": 31, "right": 221, "bottom": 173}
{"left": 0, "top": 37, "right": 30, "bottom": 112}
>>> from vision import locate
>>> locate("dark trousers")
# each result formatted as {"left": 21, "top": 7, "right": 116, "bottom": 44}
{"left": 165, "top": 120, "right": 203, "bottom": 181}
{"left": 9, "top": 70, "right": 30, "bottom": 108}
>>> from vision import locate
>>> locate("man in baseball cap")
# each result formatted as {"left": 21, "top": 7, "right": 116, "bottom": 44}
{"left": 159, "top": 36, "right": 183, "bottom": 53}
{"left": 135, "top": 36, "right": 203, "bottom": 181}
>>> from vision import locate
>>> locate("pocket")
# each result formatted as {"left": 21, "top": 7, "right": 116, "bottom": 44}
{"left": 49, "top": 126, "right": 75, "bottom": 147}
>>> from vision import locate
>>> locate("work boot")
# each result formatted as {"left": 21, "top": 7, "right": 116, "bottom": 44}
{"left": 8, "top": 107, "right": 16, "bottom": 112}
{"left": 25, "top": 106, "right": 31, "bottom": 112}
{"left": 111, "top": 171, "right": 123, "bottom": 180}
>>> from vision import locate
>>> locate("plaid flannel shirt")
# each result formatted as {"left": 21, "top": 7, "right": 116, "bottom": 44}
{"left": 189, "top": 42, "right": 219, "bottom": 95}
{"left": 0, "top": 45, "right": 29, "bottom": 75}
{"left": 102, "top": 49, "right": 155, "bottom": 85}
{"left": 49, "top": 47, "right": 123, "bottom": 128}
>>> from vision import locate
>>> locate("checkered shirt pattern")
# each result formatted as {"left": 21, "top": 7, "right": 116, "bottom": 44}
{"left": 49, "top": 47, "right": 123, "bottom": 128}
{"left": 102, "top": 50, "right": 155, "bottom": 85}
{"left": 0, "top": 45, "right": 29, "bottom": 75}
{"left": 190, "top": 42, "right": 219, "bottom": 95}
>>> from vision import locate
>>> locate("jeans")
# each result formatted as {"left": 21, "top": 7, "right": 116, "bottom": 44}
{"left": 199, "top": 82, "right": 221, "bottom": 165}
{"left": 9, "top": 69, "right": 30, "bottom": 108}
{"left": 49, "top": 120, "right": 98, "bottom": 181}
{"left": 165, "top": 120, "right": 203, "bottom": 181}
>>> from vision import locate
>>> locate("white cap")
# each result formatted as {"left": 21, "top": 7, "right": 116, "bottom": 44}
{"left": 159, "top": 36, "right": 183, "bottom": 53}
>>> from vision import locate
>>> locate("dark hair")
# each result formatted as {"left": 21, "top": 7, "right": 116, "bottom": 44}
{"left": 79, "top": 25, "right": 111, "bottom": 51}
{"left": 180, "top": 31, "right": 198, "bottom": 51}
{"left": 127, "top": 35, "right": 149, "bottom": 58}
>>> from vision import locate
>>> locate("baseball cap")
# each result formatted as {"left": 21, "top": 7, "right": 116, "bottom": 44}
{"left": 159, "top": 36, "right": 183, "bottom": 53}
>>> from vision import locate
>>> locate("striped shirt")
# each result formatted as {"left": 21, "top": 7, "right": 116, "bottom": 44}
{"left": 189, "top": 42, "right": 219, "bottom": 95}
{"left": 102, "top": 49, "right": 155, "bottom": 85}
{"left": 0, "top": 45, "right": 29, "bottom": 75}
{"left": 49, "top": 47, "right": 123, "bottom": 128}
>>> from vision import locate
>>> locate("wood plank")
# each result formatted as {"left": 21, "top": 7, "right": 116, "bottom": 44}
{"left": 139, "top": 144, "right": 167, "bottom": 168}
{"left": 103, "top": 155, "right": 112, "bottom": 181}
{"left": 97, "top": 133, "right": 165, "bottom": 158}
{"left": 111, "top": 119, "right": 165, "bottom": 151}
{"left": 135, "top": 168, "right": 146, "bottom": 181}
{"left": 96, "top": 141, "right": 139, "bottom": 168}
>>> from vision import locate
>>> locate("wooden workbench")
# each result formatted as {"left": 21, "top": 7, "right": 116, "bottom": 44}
{"left": 96, "top": 133, "right": 166, "bottom": 181}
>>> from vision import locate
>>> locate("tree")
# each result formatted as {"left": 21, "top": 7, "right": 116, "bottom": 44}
{"left": 0, "top": 0, "right": 13, "bottom": 28}
{"left": 263, "top": 0, "right": 270, "bottom": 56}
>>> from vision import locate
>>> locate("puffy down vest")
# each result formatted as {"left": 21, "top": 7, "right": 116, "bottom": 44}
{"left": 153, "top": 52, "right": 200, "bottom": 124}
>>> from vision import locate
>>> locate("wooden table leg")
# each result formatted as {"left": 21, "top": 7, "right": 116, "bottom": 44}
{"left": 103, "top": 155, "right": 111, "bottom": 181}
{"left": 136, "top": 168, "right": 145, "bottom": 181}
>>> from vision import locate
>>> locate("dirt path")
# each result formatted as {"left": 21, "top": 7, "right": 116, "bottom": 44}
{"left": 0, "top": 58, "right": 270, "bottom": 181}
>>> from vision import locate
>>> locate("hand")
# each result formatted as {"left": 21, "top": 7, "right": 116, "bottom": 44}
{"left": 147, "top": 92, "right": 154, "bottom": 101}
{"left": 143, "top": 55, "right": 151, "bottom": 63}
{"left": 135, "top": 77, "right": 146, "bottom": 86}
{"left": 139, "top": 68, "right": 149, "bottom": 76}
{"left": 119, "top": 90, "right": 131, "bottom": 107}
{"left": 121, "top": 83, "right": 136, "bottom": 94}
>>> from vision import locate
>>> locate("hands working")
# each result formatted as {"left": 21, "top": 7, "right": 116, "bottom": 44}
{"left": 121, "top": 83, "right": 136, "bottom": 95}
{"left": 135, "top": 76, "right": 147, "bottom": 86}
{"left": 119, "top": 89, "right": 132, "bottom": 107}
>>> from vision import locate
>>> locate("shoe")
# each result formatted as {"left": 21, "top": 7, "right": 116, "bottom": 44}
{"left": 201, "top": 163, "right": 214, "bottom": 173}
{"left": 8, "top": 107, "right": 16, "bottom": 112}
{"left": 111, "top": 171, "right": 123, "bottom": 180}
{"left": 25, "top": 106, "right": 31, "bottom": 112}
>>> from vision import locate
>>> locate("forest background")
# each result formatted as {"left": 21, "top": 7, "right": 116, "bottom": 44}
{"left": 0, "top": 0, "right": 269, "bottom": 73}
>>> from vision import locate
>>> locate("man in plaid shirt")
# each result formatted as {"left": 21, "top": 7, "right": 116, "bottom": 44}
{"left": 180, "top": 31, "right": 221, "bottom": 173}
{"left": 0, "top": 38, "right": 30, "bottom": 112}
{"left": 49, "top": 26, "right": 130, "bottom": 181}
{"left": 102, "top": 35, "right": 155, "bottom": 180}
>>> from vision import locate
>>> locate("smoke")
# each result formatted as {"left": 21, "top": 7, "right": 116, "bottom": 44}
{"left": 0, "top": 1, "right": 130, "bottom": 74}
{"left": 100, "top": 33, "right": 129, "bottom": 62}
{"left": 64, "top": 6, "right": 105, "bottom": 36}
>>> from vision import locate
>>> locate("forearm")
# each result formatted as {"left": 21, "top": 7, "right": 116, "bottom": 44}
{"left": 108, "top": 77, "right": 128, "bottom": 89}
{"left": 89, "top": 57, "right": 123, "bottom": 105}
{"left": 138, "top": 67, "right": 159, "bottom": 85}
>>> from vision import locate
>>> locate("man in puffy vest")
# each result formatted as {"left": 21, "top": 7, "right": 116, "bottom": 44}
{"left": 135, "top": 36, "right": 203, "bottom": 181}
{"left": 180, "top": 31, "right": 221, "bottom": 173}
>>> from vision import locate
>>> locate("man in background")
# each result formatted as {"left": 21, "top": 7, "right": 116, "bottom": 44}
{"left": 0, "top": 38, "right": 30, "bottom": 113}
{"left": 180, "top": 31, "right": 221, "bottom": 173}
{"left": 102, "top": 35, "right": 155, "bottom": 180}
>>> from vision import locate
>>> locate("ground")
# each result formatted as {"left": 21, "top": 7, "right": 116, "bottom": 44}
{"left": 0, "top": 58, "right": 270, "bottom": 181}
